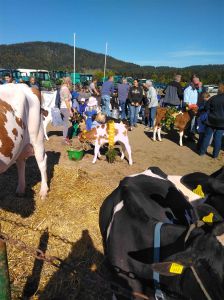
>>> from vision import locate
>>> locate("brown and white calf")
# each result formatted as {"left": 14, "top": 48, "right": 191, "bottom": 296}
{"left": 79, "top": 122, "right": 133, "bottom": 165}
{"left": 0, "top": 83, "right": 48, "bottom": 199}
{"left": 153, "top": 107, "right": 198, "bottom": 146}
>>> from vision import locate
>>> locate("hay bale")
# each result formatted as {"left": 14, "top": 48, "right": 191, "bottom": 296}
{"left": 0, "top": 165, "right": 113, "bottom": 299}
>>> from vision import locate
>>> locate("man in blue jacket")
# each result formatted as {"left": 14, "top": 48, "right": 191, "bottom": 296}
{"left": 118, "top": 78, "right": 129, "bottom": 119}
{"left": 101, "top": 76, "right": 114, "bottom": 116}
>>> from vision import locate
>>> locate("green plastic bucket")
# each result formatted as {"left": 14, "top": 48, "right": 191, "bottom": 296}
{"left": 67, "top": 149, "right": 84, "bottom": 161}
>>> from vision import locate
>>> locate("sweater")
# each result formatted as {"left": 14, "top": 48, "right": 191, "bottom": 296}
{"left": 128, "top": 86, "right": 143, "bottom": 105}
{"left": 164, "top": 81, "right": 183, "bottom": 105}
{"left": 147, "top": 86, "right": 158, "bottom": 108}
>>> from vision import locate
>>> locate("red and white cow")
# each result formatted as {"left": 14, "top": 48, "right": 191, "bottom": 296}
{"left": 0, "top": 83, "right": 48, "bottom": 199}
{"left": 153, "top": 107, "right": 198, "bottom": 146}
{"left": 79, "top": 122, "right": 133, "bottom": 165}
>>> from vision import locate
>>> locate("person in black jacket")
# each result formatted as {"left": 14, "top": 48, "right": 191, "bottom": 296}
{"left": 200, "top": 83, "right": 224, "bottom": 158}
{"left": 128, "top": 79, "right": 143, "bottom": 130}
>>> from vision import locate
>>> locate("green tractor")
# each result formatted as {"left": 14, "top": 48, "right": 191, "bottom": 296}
{"left": 32, "top": 70, "right": 54, "bottom": 90}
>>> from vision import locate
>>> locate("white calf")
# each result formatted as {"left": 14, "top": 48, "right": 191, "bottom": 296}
{"left": 79, "top": 122, "right": 133, "bottom": 165}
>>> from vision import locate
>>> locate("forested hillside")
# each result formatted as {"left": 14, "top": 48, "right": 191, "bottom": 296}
{"left": 0, "top": 42, "right": 224, "bottom": 83}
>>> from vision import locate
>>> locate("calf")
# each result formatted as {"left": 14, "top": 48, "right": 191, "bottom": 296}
{"left": 100, "top": 167, "right": 224, "bottom": 300}
{"left": 0, "top": 83, "right": 48, "bottom": 199}
{"left": 153, "top": 107, "right": 198, "bottom": 146}
{"left": 79, "top": 122, "right": 132, "bottom": 165}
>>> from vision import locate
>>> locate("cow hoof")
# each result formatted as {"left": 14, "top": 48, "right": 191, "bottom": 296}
{"left": 159, "top": 140, "right": 162, "bottom": 142}
{"left": 39, "top": 187, "right": 48, "bottom": 200}
{"left": 152, "top": 139, "right": 156, "bottom": 142}
{"left": 129, "top": 162, "right": 133, "bottom": 166}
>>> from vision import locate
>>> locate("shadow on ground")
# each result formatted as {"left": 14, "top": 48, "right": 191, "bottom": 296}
{"left": 38, "top": 230, "right": 111, "bottom": 300}
{"left": 144, "top": 129, "right": 200, "bottom": 154}
{"left": 0, "top": 151, "right": 60, "bottom": 218}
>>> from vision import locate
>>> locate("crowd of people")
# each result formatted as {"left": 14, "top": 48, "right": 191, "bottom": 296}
{"left": 1, "top": 72, "right": 224, "bottom": 158}
{"left": 56, "top": 74, "right": 223, "bottom": 159}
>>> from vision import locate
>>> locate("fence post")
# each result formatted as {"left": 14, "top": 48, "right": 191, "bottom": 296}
{"left": 0, "top": 227, "right": 11, "bottom": 300}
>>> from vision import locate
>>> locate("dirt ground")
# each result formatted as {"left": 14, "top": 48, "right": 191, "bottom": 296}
{"left": 46, "top": 123, "right": 223, "bottom": 183}
{"left": 0, "top": 123, "right": 223, "bottom": 300}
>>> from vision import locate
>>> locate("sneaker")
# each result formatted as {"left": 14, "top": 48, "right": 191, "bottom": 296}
{"left": 129, "top": 127, "right": 133, "bottom": 131}
{"left": 134, "top": 124, "right": 138, "bottom": 128}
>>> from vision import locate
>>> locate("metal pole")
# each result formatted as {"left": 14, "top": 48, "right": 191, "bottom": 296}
{"left": 103, "top": 42, "right": 108, "bottom": 82}
{"left": 74, "top": 33, "right": 76, "bottom": 84}
{"left": 0, "top": 227, "right": 11, "bottom": 300}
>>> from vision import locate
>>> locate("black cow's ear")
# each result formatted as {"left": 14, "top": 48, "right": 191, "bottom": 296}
{"left": 196, "top": 204, "right": 223, "bottom": 224}
{"left": 150, "top": 261, "right": 187, "bottom": 277}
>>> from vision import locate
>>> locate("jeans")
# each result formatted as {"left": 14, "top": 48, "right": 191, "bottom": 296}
{"left": 60, "top": 108, "right": 70, "bottom": 138}
{"left": 148, "top": 106, "right": 157, "bottom": 128}
{"left": 119, "top": 101, "right": 126, "bottom": 119}
{"left": 101, "top": 95, "right": 111, "bottom": 116}
{"left": 190, "top": 116, "right": 196, "bottom": 133}
{"left": 200, "top": 126, "right": 224, "bottom": 158}
{"left": 197, "top": 132, "right": 205, "bottom": 150}
{"left": 129, "top": 105, "right": 138, "bottom": 126}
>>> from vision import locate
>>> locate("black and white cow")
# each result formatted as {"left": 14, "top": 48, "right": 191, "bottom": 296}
{"left": 99, "top": 167, "right": 224, "bottom": 300}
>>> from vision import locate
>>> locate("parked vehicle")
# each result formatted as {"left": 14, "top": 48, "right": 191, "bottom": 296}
{"left": 0, "top": 68, "right": 22, "bottom": 82}
{"left": 32, "top": 70, "right": 54, "bottom": 90}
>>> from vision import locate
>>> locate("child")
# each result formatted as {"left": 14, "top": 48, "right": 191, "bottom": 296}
{"left": 197, "top": 92, "right": 210, "bottom": 150}
{"left": 66, "top": 111, "right": 81, "bottom": 142}
{"left": 78, "top": 98, "right": 87, "bottom": 116}
{"left": 84, "top": 97, "right": 100, "bottom": 131}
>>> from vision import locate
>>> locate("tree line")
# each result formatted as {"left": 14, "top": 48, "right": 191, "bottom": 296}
{"left": 0, "top": 41, "right": 224, "bottom": 84}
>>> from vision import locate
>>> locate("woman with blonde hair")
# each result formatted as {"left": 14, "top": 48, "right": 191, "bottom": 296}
{"left": 60, "top": 77, "right": 73, "bottom": 144}
{"left": 200, "top": 83, "right": 224, "bottom": 158}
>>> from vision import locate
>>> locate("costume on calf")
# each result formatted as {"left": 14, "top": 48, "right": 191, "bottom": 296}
{"left": 99, "top": 166, "right": 224, "bottom": 300}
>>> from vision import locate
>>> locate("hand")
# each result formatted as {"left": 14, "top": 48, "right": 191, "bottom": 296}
{"left": 69, "top": 110, "right": 73, "bottom": 117}
{"left": 135, "top": 103, "right": 139, "bottom": 107}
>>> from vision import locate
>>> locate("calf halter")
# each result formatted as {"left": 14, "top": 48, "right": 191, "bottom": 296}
{"left": 154, "top": 221, "right": 213, "bottom": 300}
{"left": 153, "top": 222, "right": 165, "bottom": 300}
{"left": 184, "top": 221, "right": 213, "bottom": 300}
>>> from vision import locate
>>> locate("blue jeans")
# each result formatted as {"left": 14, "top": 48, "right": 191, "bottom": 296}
{"left": 200, "top": 126, "right": 224, "bottom": 158}
{"left": 101, "top": 95, "right": 111, "bottom": 116}
{"left": 60, "top": 108, "right": 70, "bottom": 138}
{"left": 129, "top": 105, "right": 138, "bottom": 126}
{"left": 119, "top": 101, "right": 126, "bottom": 119}
{"left": 148, "top": 107, "right": 157, "bottom": 128}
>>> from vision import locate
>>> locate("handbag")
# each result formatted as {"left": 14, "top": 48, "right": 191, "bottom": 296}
{"left": 51, "top": 107, "right": 63, "bottom": 126}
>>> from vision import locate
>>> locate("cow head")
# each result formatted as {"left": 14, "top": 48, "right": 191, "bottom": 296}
{"left": 131, "top": 220, "right": 224, "bottom": 300}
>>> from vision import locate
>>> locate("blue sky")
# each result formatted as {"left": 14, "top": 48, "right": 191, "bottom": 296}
{"left": 1, "top": 0, "right": 224, "bottom": 67}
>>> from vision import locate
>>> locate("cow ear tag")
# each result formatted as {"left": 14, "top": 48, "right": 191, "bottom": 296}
{"left": 202, "top": 212, "right": 214, "bottom": 224}
{"left": 169, "top": 263, "right": 184, "bottom": 274}
{"left": 192, "top": 185, "right": 205, "bottom": 198}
